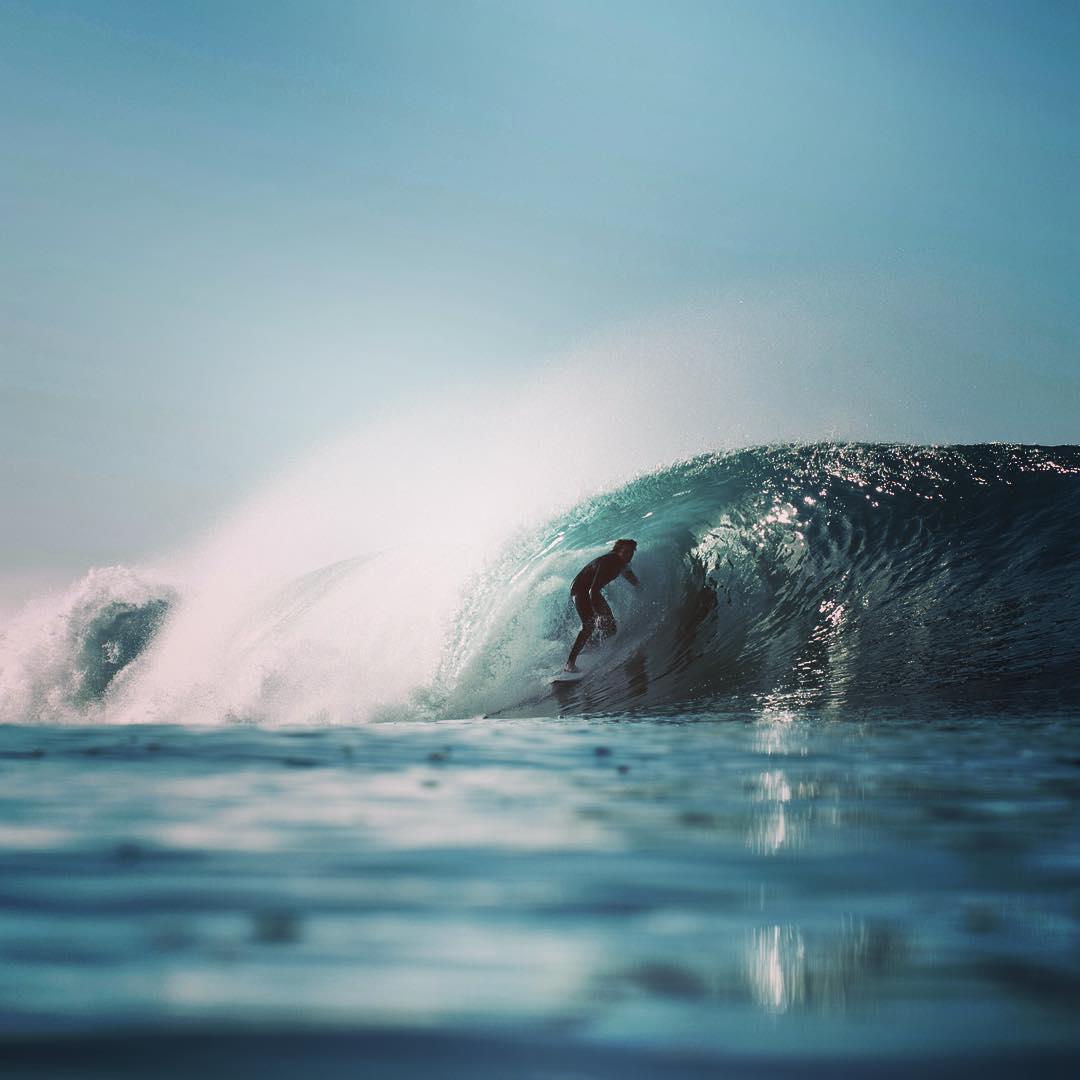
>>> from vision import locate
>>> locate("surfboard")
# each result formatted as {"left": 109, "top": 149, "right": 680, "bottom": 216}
{"left": 484, "top": 665, "right": 589, "bottom": 716}
{"left": 551, "top": 670, "right": 585, "bottom": 684}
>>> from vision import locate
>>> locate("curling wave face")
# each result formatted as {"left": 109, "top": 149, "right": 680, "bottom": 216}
{"left": 438, "top": 443, "right": 1080, "bottom": 717}
{"left": 4, "top": 444, "right": 1079, "bottom": 724}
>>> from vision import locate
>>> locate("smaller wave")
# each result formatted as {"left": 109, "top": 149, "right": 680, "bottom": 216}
{"left": 74, "top": 597, "right": 171, "bottom": 704}
{"left": 0, "top": 567, "right": 174, "bottom": 724}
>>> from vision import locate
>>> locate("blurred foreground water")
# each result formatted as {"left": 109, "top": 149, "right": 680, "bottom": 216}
{"left": 1, "top": 711, "right": 1078, "bottom": 1078}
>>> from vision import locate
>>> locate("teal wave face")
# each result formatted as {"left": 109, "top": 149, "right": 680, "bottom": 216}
{"left": 75, "top": 598, "right": 171, "bottom": 704}
{"left": 443, "top": 445, "right": 1080, "bottom": 716}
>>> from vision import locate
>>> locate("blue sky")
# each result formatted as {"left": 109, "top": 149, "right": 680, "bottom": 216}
{"left": 2, "top": 0, "right": 1078, "bottom": 587}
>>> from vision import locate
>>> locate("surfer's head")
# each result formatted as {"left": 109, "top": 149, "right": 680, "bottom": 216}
{"left": 613, "top": 539, "right": 637, "bottom": 562}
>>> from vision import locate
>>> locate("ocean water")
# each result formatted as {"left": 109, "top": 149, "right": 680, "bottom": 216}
{"left": 2, "top": 444, "right": 1079, "bottom": 1077}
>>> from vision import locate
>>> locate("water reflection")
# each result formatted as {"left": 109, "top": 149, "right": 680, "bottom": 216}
{"left": 747, "top": 768, "right": 803, "bottom": 854}
{"left": 747, "top": 925, "right": 806, "bottom": 1012}
{"left": 746, "top": 920, "right": 907, "bottom": 1014}
{"left": 746, "top": 715, "right": 811, "bottom": 854}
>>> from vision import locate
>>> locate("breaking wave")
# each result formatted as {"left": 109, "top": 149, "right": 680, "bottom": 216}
{"left": 3, "top": 444, "right": 1079, "bottom": 724}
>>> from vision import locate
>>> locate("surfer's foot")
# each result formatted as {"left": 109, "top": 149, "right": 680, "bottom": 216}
{"left": 564, "top": 664, "right": 579, "bottom": 673}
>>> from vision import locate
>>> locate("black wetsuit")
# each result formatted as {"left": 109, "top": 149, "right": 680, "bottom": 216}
{"left": 567, "top": 553, "right": 639, "bottom": 667}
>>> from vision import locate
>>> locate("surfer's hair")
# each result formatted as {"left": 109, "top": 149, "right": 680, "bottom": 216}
{"left": 613, "top": 539, "right": 637, "bottom": 552}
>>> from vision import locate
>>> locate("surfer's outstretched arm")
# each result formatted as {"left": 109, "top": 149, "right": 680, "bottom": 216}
{"left": 622, "top": 568, "right": 641, "bottom": 587}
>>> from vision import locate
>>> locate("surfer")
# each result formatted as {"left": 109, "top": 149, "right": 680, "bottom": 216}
{"left": 565, "top": 539, "right": 641, "bottom": 672}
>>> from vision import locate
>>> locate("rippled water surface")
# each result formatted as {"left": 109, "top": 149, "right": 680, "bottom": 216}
{"left": 2, "top": 711, "right": 1078, "bottom": 1077}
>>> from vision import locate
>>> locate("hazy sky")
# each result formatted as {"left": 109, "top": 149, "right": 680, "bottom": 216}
{"left": 2, "top": 0, "right": 1078, "bottom": 588}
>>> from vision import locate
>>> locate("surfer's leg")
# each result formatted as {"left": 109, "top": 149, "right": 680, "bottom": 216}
{"left": 567, "top": 625, "right": 593, "bottom": 669}
{"left": 567, "top": 593, "right": 595, "bottom": 669}
{"left": 594, "top": 595, "right": 616, "bottom": 639}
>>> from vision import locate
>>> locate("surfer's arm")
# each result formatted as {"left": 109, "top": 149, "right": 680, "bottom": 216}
{"left": 622, "top": 569, "right": 641, "bottom": 587}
